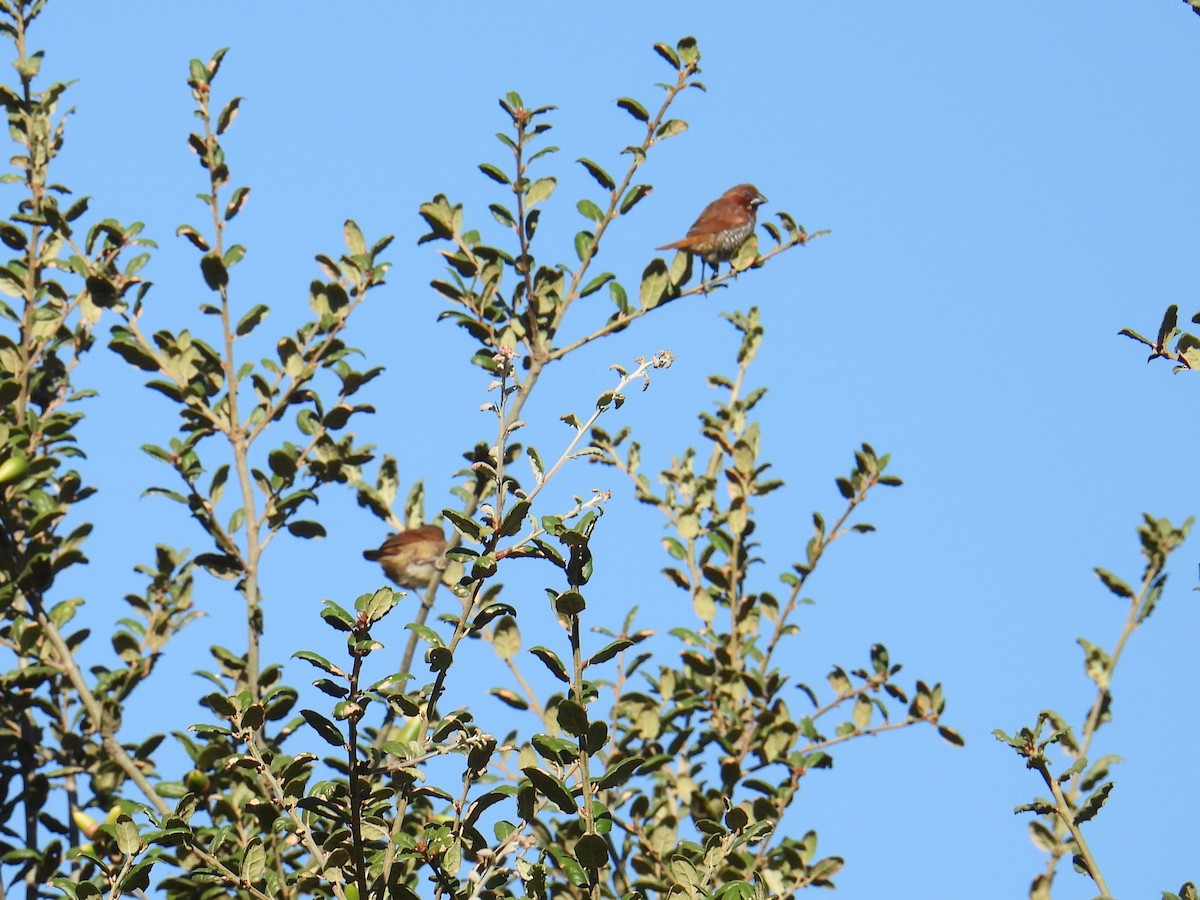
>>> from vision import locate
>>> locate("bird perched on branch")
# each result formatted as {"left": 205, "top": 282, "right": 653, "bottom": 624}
{"left": 656, "top": 183, "right": 767, "bottom": 281}
{"left": 363, "top": 525, "right": 448, "bottom": 590}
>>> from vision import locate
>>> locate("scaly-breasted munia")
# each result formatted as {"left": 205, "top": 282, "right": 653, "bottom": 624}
{"left": 363, "top": 525, "right": 448, "bottom": 590}
{"left": 656, "top": 183, "right": 767, "bottom": 281}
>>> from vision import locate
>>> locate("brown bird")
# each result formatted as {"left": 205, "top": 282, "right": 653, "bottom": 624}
{"left": 656, "top": 184, "right": 767, "bottom": 281}
{"left": 363, "top": 525, "right": 448, "bottom": 590}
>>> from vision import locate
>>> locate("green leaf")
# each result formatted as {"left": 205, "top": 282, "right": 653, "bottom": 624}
{"left": 473, "top": 602, "right": 516, "bottom": 629}
{"left": 574, "top": 230, "right": 595, "bottom": 263}
{"left": 207, "top": 47, "right": 230, "bottom": 80}
{"left": 114, "top": 815, "right": 141, "bottom": 855}
{"left": 241, "top": 703, "right": 265, "bottom": 731}
{"left": 300, "top": 709, "right": 345, "bottom": 747}
{"left": 1117, "top": 327, "right": 1150, "bottom": 347}
{"left": 526, "top": 177, "right": 556, "bottom": 207}
{"left": 498, "top": 500, "right": 530, "bottom": 538}
{"left": 522, "top": 766, "right": 577, "bottom": 814}
{"left": 408, "top": 623, "right": 445, "bottom": 648}
{"left": 616, "top": 97, "right": 649, "bottom": 122}
{"left": 639, "top": 258, "right": 669, "bottom": 310}
{"left": 1157, "top": 304, "right": 1179, "bottom": 349}
{"left": 676, "top": 36, "right": 700, "bottom": 65}
{"left": 938, "top": 725, "right": 965, "bottom": 746}
{"left": 808, "top": 855, "right": 844, "bottom": 886}
{"left": 362, "top": 586, "right": 398, "bottom": 625}
{"left": 490, "top": 688, "right": 528, "bottom": 710}
{"left": 1094, "top": 567, "right": 1133, "bottom": 598}
{"left": 444, "top": 509, "right": 484, "bottom": 543}
{"left": 828, "top": 666, "right": 852, "bottom": 696}
{"left": 489, "top": 203, "right": 516, "bottom": 227}
{"left": 320, "top": 600, "right": 355, "bottom": 633}
{"left": 240, "top": 837, "right": 266, "bottom": 883}
{"left": 471, "top": 554, "right": 498, "bottom": 579}
{"left": 287, "top": 521, "right": 327, "bottom": 539}
{"left": 216, "top": 96, "right": 242, "bottom": 135}
{"left": 556, "top": 699, "right": 588, "bottom": 736}
{"left": 530, "top": 646, "right": 570, "bottom": 683}
{"left": 619, "top": 184, "right": 652, "bottom": 215}
{"left": 224, "top": 185, "right": 250, "bottom": 220}
{"left": 61, "top": 196, "right": 90, "bottom": 224}
{"left": 852, "top": 695, "right": 872, "bottom": 729}
{"left": 579, "top": 272, "right": 615, "bottom": 297}
{"left": 479, "top": 163, "right": 510, "bottom": 185}
{"left": 577, "top": 199, "right": 605, "bottom": 223}
{"left": 596, "top": 755, "right": 643, "bottom": 790}
{"left": 609, "top": 279, "right": 628, "bottom": 313}
{"left": 118, "top": 860, "right": 155, "bottom": 893}
{"left": 109, "top": 332, "right": 160, "bottom": 371}
{"left": 235, "top": 303, "right": 269, "bottom": 336}
{"left": 652, "top": 42, "right": 681, "bottom": 69}
{"left": 532, "top": 733, "right": 574, "bottom": 763}
{"left": 655, "top": 119, "right": 688, "bottom": 140}
{"left": 194, "top": 553, "right": 242, "bottom": 580}
{"left": 199, "top": 253, "right": 227, "bottom": 291}
{"left": 344, "top": 219, "right": 366, "bottom": 256}
{"left": 293, "top": 651, "right": 346, "bottom": 679}
{"left": 589, "top": 638, "right": 633, "bottom": 666}
{"left": 577, "top": 158, "right": 615, "bottom": 192}
{"left": 1074, "top": 781, "right": 1114, "bottom": 825}
{"left": 176, "top": 224, "right": 209, "bottom": 251}
{"left": 1057, "top": 756, "right": 1087, "bottom": 783}
{"left": 869, "top": 642, "right": 889, "bottom": 675}
{"left": 125, "top": 252, "right": 152, "bottom": 277}
{"left": 575, "top": 833, "right": 608, "bottom": 868}
{"left": 0, "top": 223, "right": 27, "bottom": 250}
{"left": 429, "top": 646, "right": 453, "bottom": 672}
{"left": 492, "top": 615, "right": 520, "bottom": 661}
{"left": 556, "top": 590, "right": 586, "bottom": 615}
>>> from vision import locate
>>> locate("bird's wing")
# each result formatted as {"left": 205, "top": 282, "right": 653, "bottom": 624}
{"left": 685, "top": 196, "right": 749, "bottom": 237}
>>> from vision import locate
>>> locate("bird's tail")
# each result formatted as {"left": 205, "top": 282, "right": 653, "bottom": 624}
{"left": 656, "top": 235, "right": 704, "bottom": 252}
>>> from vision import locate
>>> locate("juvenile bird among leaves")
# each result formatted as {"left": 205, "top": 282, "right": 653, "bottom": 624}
{"left": 656, "top": 183, "right": 767, "bottom": 282}
{"left": 363, "top": 525, "right": 448, "bottom": 590}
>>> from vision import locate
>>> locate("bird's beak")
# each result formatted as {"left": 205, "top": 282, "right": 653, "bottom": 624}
{"left": 754, "top": 192, "right": 767, "bottom": 206}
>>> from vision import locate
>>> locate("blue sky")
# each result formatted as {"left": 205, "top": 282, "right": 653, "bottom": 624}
{"left": 25, "top": 2, "right": 1200, "bottom": 897}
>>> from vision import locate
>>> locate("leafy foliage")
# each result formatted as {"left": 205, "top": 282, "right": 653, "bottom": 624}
{"left": 1, "top": 10, "right": 962, "bottom": 899}
{"left": 987, "top": 155, "right": 1200, "bottom": 900}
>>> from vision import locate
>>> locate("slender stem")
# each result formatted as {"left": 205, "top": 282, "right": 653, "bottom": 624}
{"left": 26, "top": 595, "right": 171, "bottom": 816}
{"left": 346, "top": 653, "right": 369, "bottom": 900}
{"left": 510, "top": 118, "right": 541, "bottom": 362}
{"left": 759, "top": 485, "right": 870, "bottom": 678}
{"left": 199, "top": 93, "right": 262, "bottom": 701}
{"left": 493, "top": 492, "right": 608, "bottom": 562}
{"left": 547, "top": 234, "right": 815, "bottom": 363}
{"left": 502, "top": 656, "right": 544, "bottom": 721}
{"left": 18, "top": 709, "right": 37, "bottom": 900}
{"left": 12, "top": 20, "right": 46, "bottom": 895}
{"left": 1037, "top": 759, "right": 1111, "bottom": 897}
{"left": 551, "top": 61, "right": 699, "bottom": 339}
{"left": 1040, "top": 558, "right": 1162, "bottom": 889}
{"left": 242, "top": 732, "right": 346, "bottom": 899}
{"left": 524, "top": 357, "right": 661, "bottom": 508}
{"left": 423, "top": 578, "right": 485, "bottom": 723}
{"left": 377, "top": 781, "right": 412, "bottom": 890}
{"left": 105, "top": 853, "right": 135, "bottom": 900}
{"left": 13, "top": 8, "right": 36, "bottom": 418}
{"left": 570, "top": 613, "right": 594, "bottom": 834}
{"left": 1074, "top": 564, "right": 1155, "bottom": 768}
{"left": 797, "top": 717, "right": 927, "bottom": 758}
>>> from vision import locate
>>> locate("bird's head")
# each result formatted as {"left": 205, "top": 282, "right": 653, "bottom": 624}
{"left": 726, "top": 183, "right": 767, "bottom": 210}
